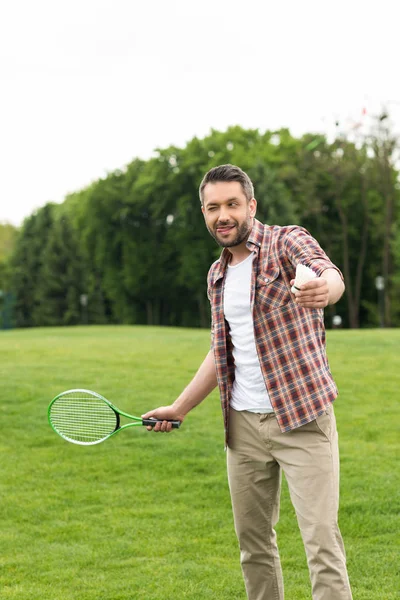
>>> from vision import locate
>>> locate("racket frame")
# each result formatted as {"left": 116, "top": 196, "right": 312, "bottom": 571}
{"left": 48, "top": 388, "right": 167, "bottom": 445}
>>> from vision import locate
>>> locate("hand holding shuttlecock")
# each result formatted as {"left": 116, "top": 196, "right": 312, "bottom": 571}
{"left": 291, "top": 264, "right": 317, "bottom": 294}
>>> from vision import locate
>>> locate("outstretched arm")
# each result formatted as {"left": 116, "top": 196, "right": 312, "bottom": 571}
{"left": 142, "top": 349, "right": 218, "bottom": 432}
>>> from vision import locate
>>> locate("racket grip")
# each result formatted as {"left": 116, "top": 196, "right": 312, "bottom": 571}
{"left": 142, "top": 419, "right": 181, "bottom": 429}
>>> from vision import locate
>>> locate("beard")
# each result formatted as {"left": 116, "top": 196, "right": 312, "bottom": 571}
{"left": 208, "top": 217, "right": 252, "bottom": 248}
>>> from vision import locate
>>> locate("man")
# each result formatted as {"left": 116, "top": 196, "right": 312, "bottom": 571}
{"left": 142, "top": 164, "right": 352, "bottom": 600}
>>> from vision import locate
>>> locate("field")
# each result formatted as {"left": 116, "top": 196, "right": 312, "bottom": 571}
{"left": 0, "top": 326, "right": 399, "bottom": 599}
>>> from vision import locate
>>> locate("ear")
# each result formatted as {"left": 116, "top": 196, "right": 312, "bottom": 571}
{"left": 249, "top": 197, "right": 257, "bottom": 217}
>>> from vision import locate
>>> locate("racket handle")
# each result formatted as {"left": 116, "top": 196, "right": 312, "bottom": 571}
{"left": 142, "top": 419, "right": 181, "bottom": 429}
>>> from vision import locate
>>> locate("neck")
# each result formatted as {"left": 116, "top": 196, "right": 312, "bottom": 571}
{"left": 228, "top": 240, "right": 252, "bottom": 266}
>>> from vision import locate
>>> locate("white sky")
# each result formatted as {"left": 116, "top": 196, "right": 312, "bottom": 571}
{"left": 1, "top": 0, "right": 399, "bottom": 226}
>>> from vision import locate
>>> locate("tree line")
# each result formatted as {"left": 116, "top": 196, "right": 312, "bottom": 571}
{"left": 1, "top": 118, "right": 399, "bottom": 330}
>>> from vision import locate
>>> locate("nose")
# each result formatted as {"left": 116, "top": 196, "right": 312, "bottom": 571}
{"left": 218, "top": 205, "right": 230, "bottom": 222}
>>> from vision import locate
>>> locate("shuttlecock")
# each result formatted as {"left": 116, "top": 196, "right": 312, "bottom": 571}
{"left": 291, "top": 264, "right": 317, "bottom": 294}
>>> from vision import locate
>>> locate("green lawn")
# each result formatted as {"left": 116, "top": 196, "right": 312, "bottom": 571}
{"left": 0, "top": 326, "right": 399, "bottom": 599}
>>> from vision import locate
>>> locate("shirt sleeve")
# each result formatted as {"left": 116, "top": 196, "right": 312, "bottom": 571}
{"left": 207, "top": 271, "right": 215, "bottom": 350}
{"left": 283, "top": 226, "right": 344, "bottom": 281}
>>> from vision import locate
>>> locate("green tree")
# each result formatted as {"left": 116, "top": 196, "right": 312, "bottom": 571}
{"left": 11, "top": 204, "right": 56, "bottom": 327}
{"left": 6, "top": 122, "right": 399, "bottom": 329}
{"left": 33, "top": 214, "right": 84, "bottom": 325}
{"left": 0, "top": 223, "right": 18, "bottom": 322}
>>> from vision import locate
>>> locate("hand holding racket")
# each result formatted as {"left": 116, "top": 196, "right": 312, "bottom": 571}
{"left": 48, "top": 389, "right": 181, "bottom": 446}
{"left": 141, "top": 406, "right": 186, "bottom": 432}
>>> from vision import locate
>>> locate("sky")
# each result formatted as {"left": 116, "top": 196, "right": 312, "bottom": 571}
{"left": 1, "top": 0, "right": 399, "bottom": 226}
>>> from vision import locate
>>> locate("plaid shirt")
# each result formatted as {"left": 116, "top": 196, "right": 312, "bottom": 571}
{"left": 207, "top": 219, "right": 343, "bottom": 445}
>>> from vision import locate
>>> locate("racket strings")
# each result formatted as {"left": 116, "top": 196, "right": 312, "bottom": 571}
{"left": 50, "top": 392, "right": 118, "bottom": 444}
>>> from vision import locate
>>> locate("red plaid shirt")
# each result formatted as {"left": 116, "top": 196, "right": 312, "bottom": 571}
{"left": 207, "top": 219, "right": 343, "bottom": 445}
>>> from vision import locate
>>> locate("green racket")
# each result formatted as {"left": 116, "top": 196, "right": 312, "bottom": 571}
{"left": 48, "top": 388, "right": 181, "bottom": 445}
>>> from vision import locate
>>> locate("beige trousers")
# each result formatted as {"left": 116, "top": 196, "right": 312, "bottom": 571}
{"left": 227, "top": 406, "right": 352, "bottom": 600}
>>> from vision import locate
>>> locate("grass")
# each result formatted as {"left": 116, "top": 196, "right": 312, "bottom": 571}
{"left": 0, "top": 325, "right": 399, "bottom": 599}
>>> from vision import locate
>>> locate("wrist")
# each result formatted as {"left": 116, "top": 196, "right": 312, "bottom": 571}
{"left": 172, "top": 398, "right": 189, "bottom": 417}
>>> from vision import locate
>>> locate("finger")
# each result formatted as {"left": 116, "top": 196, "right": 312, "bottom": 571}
{"left": 297, "top": 287, "right": 326, "bottom": 298}
{"left": 296, "top": 298, "right": 329, "bottom": 308}
{"left": 142, "top": 412, "right": 156, "bottom": 431}
{"left": 145, "top": 417, "right": 162, "bottom": 432}
{"left": 299, "top": 278, "right": 326, "bottom": 290}
{"left": 295, "top": 290, "right": 329, "bottom": 302}
{"left": 295, "top": 286, "right": 328, "bottom": 297}
{"left": 141, "top": 411, "right": 154, "bottom": 419}
{"left": 297, "top": 302, "right": 328, "bottom": 309}
{"left": 296, "top": 292, "right": 328, "bottom": 303}
{"left": 160, "top": 421, "right": 171, "bottom": 433}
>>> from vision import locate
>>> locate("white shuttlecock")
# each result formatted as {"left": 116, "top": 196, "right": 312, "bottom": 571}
{"left": 291, "top": 264, "right": 317, "bottom": 294}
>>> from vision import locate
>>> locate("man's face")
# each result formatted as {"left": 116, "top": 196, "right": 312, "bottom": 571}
{"left": 201, "top": 181, "right": 257, "bottom": 248}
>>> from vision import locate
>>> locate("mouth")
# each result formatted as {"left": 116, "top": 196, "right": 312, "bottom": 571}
{"left": 216, "top": 224, "right": 235, "bottom": 235}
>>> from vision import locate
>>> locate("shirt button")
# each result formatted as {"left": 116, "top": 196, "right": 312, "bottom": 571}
{"left": 265, "top": 278, "right": 269, "bottom": 283}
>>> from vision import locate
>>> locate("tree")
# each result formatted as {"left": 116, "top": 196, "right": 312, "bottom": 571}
{"left": 369, "top": 111, "right": 400, "bottom": 326}
{"left": 0, "top": 223, "right": 18, "bottom": 323}
{"left": 33, "top": 213, "right": 84, "bottom": 325}
{"left": 6, "top": 123, "right": 400, "bottom": 329}
{"left": 11, "top": 204, "right": 56, "bottom": 327}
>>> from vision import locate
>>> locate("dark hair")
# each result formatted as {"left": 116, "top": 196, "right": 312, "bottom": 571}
{"left": 199, "top": 164, "right": 254, "bottom": 205}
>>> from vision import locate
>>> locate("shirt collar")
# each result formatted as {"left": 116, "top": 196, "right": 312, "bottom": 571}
{"left": 246, "top": 218, "right": 264, "bottom": 249}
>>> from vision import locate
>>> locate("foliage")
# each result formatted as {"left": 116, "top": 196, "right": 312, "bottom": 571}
{"left": 10, "top": 204, "right": 57, "bottom": 327}
{"left": 4, "top": 121, "right": 400, "bottom": 328}
{"left": 0, "top": 222, "right": 18, "bottom": 260}
{"left": 0, "top": 223, "right": 18, "bottom": 295}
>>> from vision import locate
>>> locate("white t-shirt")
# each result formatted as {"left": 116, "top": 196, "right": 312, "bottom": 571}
{"left": 224, "top": 252, "right": 273, "bottom": 413}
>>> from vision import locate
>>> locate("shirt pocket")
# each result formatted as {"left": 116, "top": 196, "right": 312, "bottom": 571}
{"left": 256, "top": 267, "right": 291, "bottom": 312}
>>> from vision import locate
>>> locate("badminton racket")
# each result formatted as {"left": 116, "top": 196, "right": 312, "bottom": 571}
{"left": 48, "top": 388, "right": 181, "bottom": 446}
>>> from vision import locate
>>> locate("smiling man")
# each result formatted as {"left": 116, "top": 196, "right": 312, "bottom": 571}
{"left": 143, "top": 164, "right": 352, "bottom": 600}
{"left": 203, "top": 179, "right": 256, "bottom": 252}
